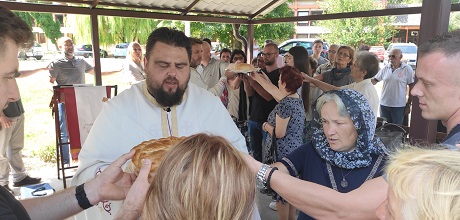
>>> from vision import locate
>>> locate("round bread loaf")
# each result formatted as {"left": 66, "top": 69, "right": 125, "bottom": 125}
{"left": 131, "top": 136, "right": 185, "bottom": 175}
{"left": 233, "top": 63, "right": 255, "bottom": 72}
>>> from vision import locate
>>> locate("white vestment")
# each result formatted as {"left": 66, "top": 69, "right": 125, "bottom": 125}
{"left": 71, "top": 82, "right": 257, "bottom": 219}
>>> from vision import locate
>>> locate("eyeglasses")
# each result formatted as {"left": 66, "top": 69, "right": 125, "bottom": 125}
{"left": 261, "top": 53, "right": 276, "bottom": 57}
{"left": 337, "top": 52, "right": 351, "bottom": 58}
{"left": 328, "top": 50, "right": 337, "bottom": 54}
{"left": 388, "top": 54, "right": 397, "bottom": 58}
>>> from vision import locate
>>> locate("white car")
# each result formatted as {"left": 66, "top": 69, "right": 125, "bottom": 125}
{"left": 18, "top": 41, "right": 44, "bottom": 60}
{"left": 114, "top": 43, "right": 129, "bottom": 58}
{"left": 383, "top": 43, "right": 417, "bottom": 70}
{"left": 278, "top": 38, "right": 329, "bottom": 58}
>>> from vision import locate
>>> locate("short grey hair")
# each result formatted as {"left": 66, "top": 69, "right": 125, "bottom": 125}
{"left": 316, "top": 93, "right": 350, "bottom": 118}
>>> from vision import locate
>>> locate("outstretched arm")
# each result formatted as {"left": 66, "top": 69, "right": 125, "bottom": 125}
{"left": 304, "top": 74, "right": 338, "bottom": 92}
{"left": 20, "top": 150, "right": 152, "bottom": 220}
{"left": 244, "top": 154, "right": 386, "bottom": 220}
{"left": 250, "top": 71, "right": 282, "bottom": 102}
{"left": 18, "top": 66, "right": 52, "bottom": 78}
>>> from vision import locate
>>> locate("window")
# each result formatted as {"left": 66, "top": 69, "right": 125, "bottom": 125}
{"left": 310, "top": 10, "right": 323, "bottom": 26}
{"left": 297, "top": 11, "right": 309, "bottom": 26}
{"left": 55, "top": 14, "right": 64, "bottom": 27}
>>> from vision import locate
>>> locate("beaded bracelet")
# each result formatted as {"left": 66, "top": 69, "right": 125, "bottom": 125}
{"left": 266, "top": 167, "right": 279, "bottom": 189}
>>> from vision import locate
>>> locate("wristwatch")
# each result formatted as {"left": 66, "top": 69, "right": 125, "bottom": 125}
{"left": 256, "top": 164, "right": 270, "bottom": 189}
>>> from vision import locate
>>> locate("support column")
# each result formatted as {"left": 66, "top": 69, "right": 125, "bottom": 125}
{"left": 90, "top": 13, "right": 102, "bottom": 86}
{"left": 247, "top": 23, "right": 255, "bottom": 63}
{"left": 409, "top": 0, "right": 451, "bottom": 143}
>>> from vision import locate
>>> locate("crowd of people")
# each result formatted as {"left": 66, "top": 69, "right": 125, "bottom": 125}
{"left": 1, "top": 5, "right": 460, "bottom": 220}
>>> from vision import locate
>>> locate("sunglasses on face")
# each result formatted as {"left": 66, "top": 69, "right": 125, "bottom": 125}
{"left": 388, "top": 54, "right": 397, "bottom": 58}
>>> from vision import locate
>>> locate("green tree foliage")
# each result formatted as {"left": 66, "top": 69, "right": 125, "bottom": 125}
{"left": 29, "top": 12, "right": 62, "bottom": 46}
{"left": 317, "top": 0, "right": 394, "bottom": 48}
{"left": 14, "top": 12, "right": 34, "bottom": 27}
{"left": 68, "top": 14, "right": 184, "bottom": 46}
{"left": 191, "top": 3, "right": 295, "bottom": 50}
{"left": 449, "top": 12, "right": 460, "bottom": 31}
{"left": 13, "top": 12, "right": 62, "bottom": 47}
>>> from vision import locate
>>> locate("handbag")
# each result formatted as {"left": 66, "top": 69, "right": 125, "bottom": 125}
{"left": 264, "top": 126, "right": 278, "bottom": 164}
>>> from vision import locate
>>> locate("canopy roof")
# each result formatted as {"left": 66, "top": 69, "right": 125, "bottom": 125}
{"left": 3, "top": 0, "right": 459, "bottom": 25}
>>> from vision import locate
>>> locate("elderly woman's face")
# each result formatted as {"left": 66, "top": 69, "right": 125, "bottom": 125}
{"left": 320, "top": 101, "right": 358, "bottom": 152}
{"left": 375, "top": 188, "right": 403, "bottom": 220}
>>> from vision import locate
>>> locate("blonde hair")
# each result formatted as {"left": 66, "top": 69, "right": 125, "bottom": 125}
{"left": 386, "top": 146, "right": 460, "bottom": 219}
{"left": 142, "top": 133, "right": 256, "bottom": 220}
{"left": 127, "top": 42, "right": 143, "bottom": 62}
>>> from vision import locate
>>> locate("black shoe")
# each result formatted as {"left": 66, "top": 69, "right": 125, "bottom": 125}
{"left": 13, "top": 176, "right": 42, "bottom": 187}
{"left": 2, "top": 185, "right": 14, "bottom": 195}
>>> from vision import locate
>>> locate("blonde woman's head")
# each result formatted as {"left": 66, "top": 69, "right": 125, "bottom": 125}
{"left": 142, "top": 133, "right": 256, "bottom": 220}
{"left": 127, "top": 42, "right": 143, "bottom": 62}
{"left": 376, "top": 146, "right": 460, "bottom": 220}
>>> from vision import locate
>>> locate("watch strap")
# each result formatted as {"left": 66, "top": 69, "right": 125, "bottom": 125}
{"left": 75, "top": 183, "right": 93, "bottom": 210}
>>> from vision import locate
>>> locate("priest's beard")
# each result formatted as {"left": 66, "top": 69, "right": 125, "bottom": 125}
{"left": 147, "top": 75, "right": 189, "bottom": 107}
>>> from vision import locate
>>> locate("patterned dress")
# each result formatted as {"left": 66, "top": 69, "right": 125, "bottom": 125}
{"left": 263, "top": 97, "right": 305, "bottom": 162}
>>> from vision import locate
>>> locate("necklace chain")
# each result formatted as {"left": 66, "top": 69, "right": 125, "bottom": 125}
{"left": 340, "top": 168, "right": 353, "bottom": 188}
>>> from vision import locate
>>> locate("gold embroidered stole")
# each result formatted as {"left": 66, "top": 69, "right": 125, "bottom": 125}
{"left": 141, "top": 82, "right": 187, "bottom": 137}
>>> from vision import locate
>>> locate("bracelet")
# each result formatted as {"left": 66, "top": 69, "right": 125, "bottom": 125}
{"left": 266, "top": 167, "right": 278, "bottom": 189}
{"left": 75, "top": 184, "right": 93, "bottom": 210}
{"left": 256, "top": 164, "right": 270, "bottom": 189}
{"left": 262, "top": 122, "right": 267, "bottom": 132}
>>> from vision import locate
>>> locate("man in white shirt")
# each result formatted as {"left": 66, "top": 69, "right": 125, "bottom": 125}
{"left": 189, "top": 38, "right": 227, "bottom": 97}
{"left": 197, "top": 38, "right": 228, "bottom": 89}
{"left": 372, "top": 49, "right": 414, "bottom": 124}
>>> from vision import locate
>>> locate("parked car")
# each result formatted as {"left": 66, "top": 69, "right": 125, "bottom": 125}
{"left": 369, "top": 46, "right": 385, "bottom": 62}
{"left": 74, "top": 44, "right": 108, "bottom": 58}
{"left": 383, "top": 43, "right": 418, "bottom": 70}
{"left": 278, "top": 38, "right": 329, "bottom": 58}
{"left": 114, "top": 43, "right": 129, "bottom": 58}
{"left": 18, "top": 41, "right": 44, "bottom": 60}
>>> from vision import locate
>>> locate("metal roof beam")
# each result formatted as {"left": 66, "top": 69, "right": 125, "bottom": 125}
{"left": 250, "top": 4, "right": 460, "bottom": 25}
{"left": 251, "top": 7, "right": 423, "bottom": 24}
{"left": 181, "top": 0, "right": 200, "bottom": 16}
{"left": 91, "top": 0, "right": 100, "bottom": 9}
{"left": 0, "top": 1, "right": 249, "bottom": 24}
{"left": 249, "top": 0, "right": 279, "bottom": 19}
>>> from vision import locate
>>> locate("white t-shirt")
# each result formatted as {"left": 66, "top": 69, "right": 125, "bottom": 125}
{"left": 342, "top": 78, "right": 380, "bottom": 117}
{"left": 374, "top": 63, "right": 414, "bottom": 107}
